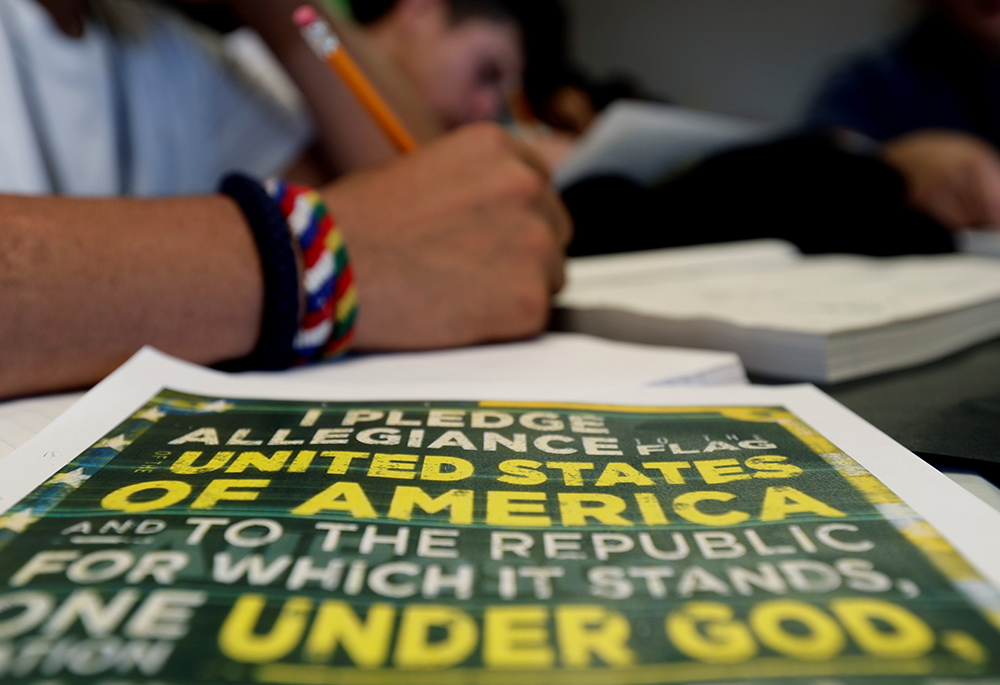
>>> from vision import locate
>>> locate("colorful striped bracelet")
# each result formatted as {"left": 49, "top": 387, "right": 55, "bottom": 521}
{"left": 219, "top": 173, "right": 356, "bottom": 369}
{"left": 265, "top": 177, "right": 358, "bottom": 365}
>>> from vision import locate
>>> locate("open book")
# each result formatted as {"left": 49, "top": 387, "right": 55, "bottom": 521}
{"left": 0, "top": 348, "right": 998, "bottom": 682}
{"left": 555, "top": 240, "right": 1000, "bottom": 383}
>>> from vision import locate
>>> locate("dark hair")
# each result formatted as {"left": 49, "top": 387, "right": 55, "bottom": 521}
{"left": 349, "top": 0, "right": 398, "bottom": 24}
{"left": 350, "top": 0, "right": 536, "bottom": 29}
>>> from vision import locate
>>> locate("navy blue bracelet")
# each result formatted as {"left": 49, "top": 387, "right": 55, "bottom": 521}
{"left": 217, "top": 172, "right": 300, "bottom": 371}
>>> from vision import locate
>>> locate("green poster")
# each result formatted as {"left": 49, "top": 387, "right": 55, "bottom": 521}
{"left": 0, "top": 391, "right": 997, "bottom": 684}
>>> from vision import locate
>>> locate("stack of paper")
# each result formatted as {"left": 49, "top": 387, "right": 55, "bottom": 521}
{"left": 556, "top": 240, "right": 1000, "bottom": 383}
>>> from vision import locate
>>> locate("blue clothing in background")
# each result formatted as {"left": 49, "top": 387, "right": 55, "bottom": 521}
{"left": 806, "top": 13, "right": 1000, "bottom": 148}
{"left": 0, "top": 0, "right": 311, "bottom": 196}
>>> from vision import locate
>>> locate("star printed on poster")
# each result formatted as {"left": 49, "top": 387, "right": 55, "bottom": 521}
{"left": 47, "top": 467, "right": 88, "bottom": 489}
{"left": 94, "top": 434, "right": 130, "bottom": 451}
{"left": 0, "top": 508, "right": 38, "bottom": 533}
{"left": 134, "top": 406, "right": 167, "bottom": 423}
{"left": 197, "top": 399, "right": 234, "bottom": 413}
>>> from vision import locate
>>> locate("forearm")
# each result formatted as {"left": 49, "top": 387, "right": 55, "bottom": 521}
{"left": 231, "top": 1, "right": 444, "bottom": 176}
{"left": 0, "top": 194, "right": 263, "bottom": 398}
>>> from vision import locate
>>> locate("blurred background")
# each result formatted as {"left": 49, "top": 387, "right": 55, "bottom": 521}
{"left": 563, "top": 0, "right": 915, "bottom": 123}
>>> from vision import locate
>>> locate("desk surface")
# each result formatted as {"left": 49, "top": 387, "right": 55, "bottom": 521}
{"left": 818, "top": 337, "right": 1000, "bottom": 480}
{"left": 753, "top": 337, "right": 1000, "bottom": 510}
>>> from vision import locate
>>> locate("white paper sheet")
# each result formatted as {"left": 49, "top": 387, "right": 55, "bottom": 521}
{"left": 240, "top": 332, "right": 746, "bottom": 387}
{"left": 554, "top": 100, "right": 777, "bottom": 189}
{"left": 0, "top": 391, "right": 83, "bottom": 459}
{"left": 0, "top": 333, "right": 745, "bottom": 461}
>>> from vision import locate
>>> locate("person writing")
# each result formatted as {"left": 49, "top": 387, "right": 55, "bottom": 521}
{"left": 0, "top": 0, "right": 571, "bottom": 399}
{"left": 334, "top": 0, "right": 976, "bottom": 255}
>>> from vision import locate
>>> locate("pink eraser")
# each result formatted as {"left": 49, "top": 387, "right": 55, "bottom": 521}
{"left": 292, "top": 5, "right": 319, "bottom": 28}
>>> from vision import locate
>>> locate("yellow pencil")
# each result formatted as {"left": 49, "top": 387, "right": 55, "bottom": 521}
{"left": 293, "top": 4, "right": 418, "bottom": 154}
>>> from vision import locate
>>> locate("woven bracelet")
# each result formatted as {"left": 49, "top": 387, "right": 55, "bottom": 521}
{"left": 265, "top": 178, "right": 357, "bottom": 364}
{"left": 218, "top": 172, "right": 301, "bottom": 370}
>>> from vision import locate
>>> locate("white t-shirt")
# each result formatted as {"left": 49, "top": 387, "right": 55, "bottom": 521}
{"left": 0, "top": 0, "right": 312, "bottom": 196}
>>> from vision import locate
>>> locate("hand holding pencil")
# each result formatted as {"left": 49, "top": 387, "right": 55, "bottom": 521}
{"left": 285, "top": 4, "right": 572, "bottom": 351}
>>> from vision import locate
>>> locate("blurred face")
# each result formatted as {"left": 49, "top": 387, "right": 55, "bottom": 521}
{"left": 390, "top": 5, "right": 524, "bottom": 128}
{"left": 934, "top": 0, "right": 1000, "bottom": 52}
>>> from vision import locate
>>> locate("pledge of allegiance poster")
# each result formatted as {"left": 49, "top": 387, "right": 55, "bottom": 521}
{"left": 0, "top": 390, "right": 999, "bottom": 685}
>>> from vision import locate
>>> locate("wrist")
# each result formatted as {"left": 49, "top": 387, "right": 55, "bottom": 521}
{"left": 266, "top": 178, "right": 357, "bottom": 362}
{"left": 218, "top": 173, "right": 356, "bottom": 370}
